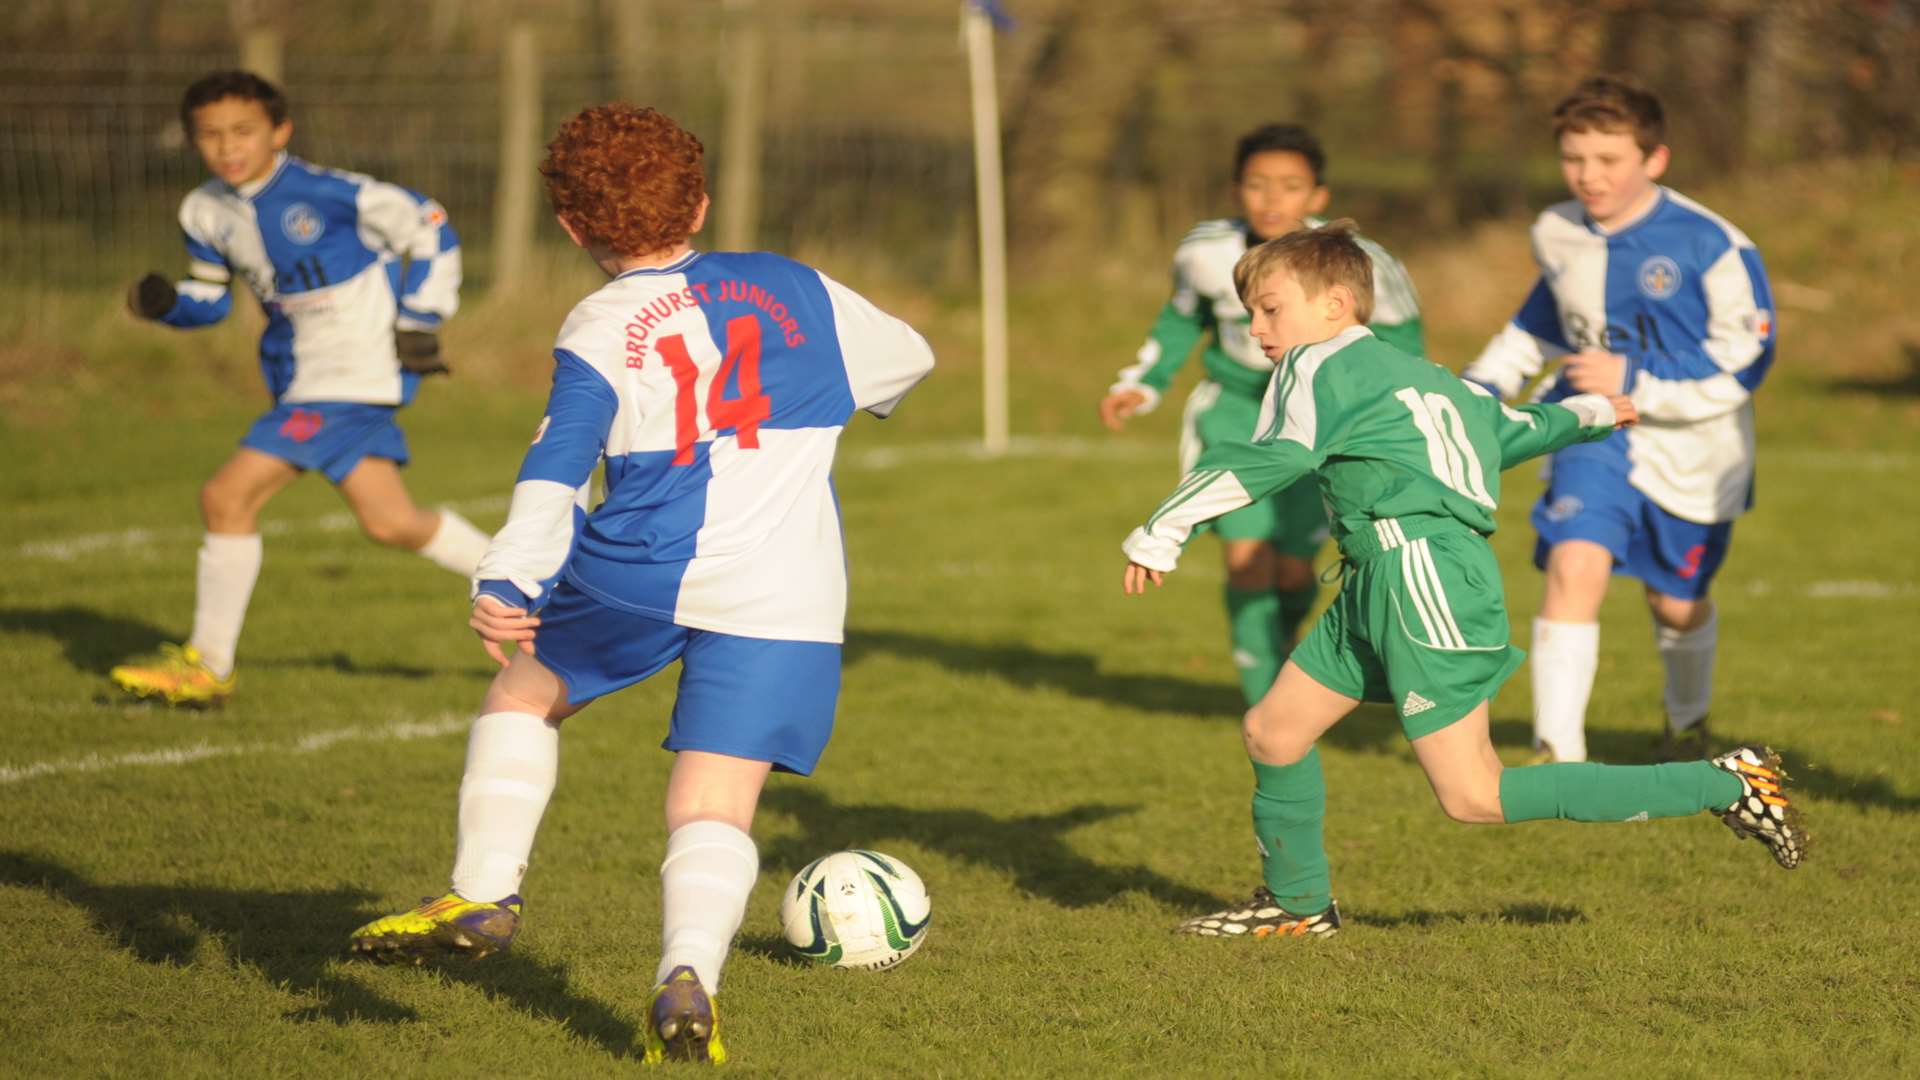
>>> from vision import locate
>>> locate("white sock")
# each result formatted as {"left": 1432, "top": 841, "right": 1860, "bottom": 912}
{"left": 187, "top": 532, "right": 263, "bottom": 679}
{"left": 450, "top": 711, "right": 559, "bottom": 902}
{"left": 657, "top": 820, "right": 759, "bottom": 993}
{"left": 418, "top": 509, "right": 491, "bottom": 577}
{"left": 1531, "top": 618, "right": 1599, "bottom": 762}
{"left": 1655, "top": 608, "right": 1717, "bottom": 732}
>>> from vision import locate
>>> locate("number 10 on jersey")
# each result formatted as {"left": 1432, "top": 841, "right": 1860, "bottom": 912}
{"left": 654, "top": 314, "right": 772, "bottom": 465}
{"left": 1394, "top": 387, "right": 1494, "bottom": 508}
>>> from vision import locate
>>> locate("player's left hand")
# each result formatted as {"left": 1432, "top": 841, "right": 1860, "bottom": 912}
{"left": 1563, "top": 349, "right": 1627, "bottom": 394}
{"left": 1607, "top": 394, "right": 1639, "bottom": 428}
{"left": 1122, "top": 562, "right": 1165, "bottom": 595}
{"left": 396, "top": 329, "right": 450, "bottom": 376}
{"left": 471, "top": 594, "right": 539, "bottom": 667}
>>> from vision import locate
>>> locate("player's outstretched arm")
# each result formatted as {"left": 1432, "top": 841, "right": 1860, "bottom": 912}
{"left": 1473, "top": 384, "right": 1636, "bottom": 468}
{"left": 1104, "top": 257, "right": 1210, "bottom": 429}
{"left": 1120, "top": 436, "right": 1320, "bottom": 585}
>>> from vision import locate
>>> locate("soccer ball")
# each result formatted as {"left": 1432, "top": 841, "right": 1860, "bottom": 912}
{"left": 779, "top": 849, "right": 931, "bottom": 971}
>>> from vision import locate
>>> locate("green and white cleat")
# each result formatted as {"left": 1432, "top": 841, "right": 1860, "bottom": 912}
{"left": 348, "top": 891, "right": 522, "bottom": 964}
{"left": 642, "top": 965, "right": 726, "bottom": 1065}
{"left": 1709, "top": 744, "right": 1806, "bottom": 869}
{"left": 1176, "top": 887, "right": 1341, "bottom": 939}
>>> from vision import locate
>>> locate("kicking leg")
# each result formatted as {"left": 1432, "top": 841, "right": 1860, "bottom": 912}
{"left": 1531, "top": 539, "right": 1612, "bottom": 762}
{"left": 337, "top": 456, "right": 490, "bottom": 575}
{"left": 1179, "top": 661, "right": 1357, "bottom": 937}
{"left": 1419, "top": 702, "right": 1804, "bottom": 868}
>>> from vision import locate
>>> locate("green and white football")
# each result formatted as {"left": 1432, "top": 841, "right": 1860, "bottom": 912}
{"left": 779, "top": 849, "right": 931, "bottom": 970}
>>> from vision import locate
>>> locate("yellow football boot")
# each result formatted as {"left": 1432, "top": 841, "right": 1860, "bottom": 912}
{"left": 110, "top": 643, "right": 236, "bottom": 706}
{"left": 642, "top": 965, "right": 727, "bottom": 1065}
{"left": 348, "top": 892, "right": 523, "bottom": 964}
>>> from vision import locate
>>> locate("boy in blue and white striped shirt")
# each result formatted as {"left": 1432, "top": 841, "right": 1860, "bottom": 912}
{"left": 110, "top": 70, "right": 491, "bottom": 707}
{"left": 1462, "top": 75, "right": 1776, "bottom": 763}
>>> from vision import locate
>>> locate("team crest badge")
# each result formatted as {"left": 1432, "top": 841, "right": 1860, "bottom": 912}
{"left": 281, "top": 202, "right": 325, "bottom": 245}
{"left": 1544, "top": 494, "right": 1584, "bottom": 523}
{"left": 1637, "top": 255, "right": 1680, "bottom": 299}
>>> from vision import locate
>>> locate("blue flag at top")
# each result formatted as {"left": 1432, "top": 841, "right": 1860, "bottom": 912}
{"left": 968, "top": 0, "right": 1015, "bottom": 31}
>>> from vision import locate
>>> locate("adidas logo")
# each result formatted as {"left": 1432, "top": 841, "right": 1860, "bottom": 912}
{"left": 1401, "top": 691, "right": 1436, "bottom": 717}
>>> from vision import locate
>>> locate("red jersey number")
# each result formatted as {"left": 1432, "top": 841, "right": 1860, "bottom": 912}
{"left": 653, "top": 314, "right": 773, "bottom": 466}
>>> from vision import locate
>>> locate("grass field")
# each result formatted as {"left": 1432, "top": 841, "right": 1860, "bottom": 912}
{"left": 2, "top": 161, "right": 1916, "bottom": 1077}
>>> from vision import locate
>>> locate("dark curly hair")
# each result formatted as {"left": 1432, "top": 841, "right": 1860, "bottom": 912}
{"left": 540, "top": 104, "right": 707, "bottom": 257}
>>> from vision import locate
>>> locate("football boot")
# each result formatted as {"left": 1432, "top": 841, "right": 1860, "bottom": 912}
{"left": 348, "top": 892, "right": 522, "bottom": 964}
{"left": 1709, "top": 744, "right": 1806, "bottom": 869}
{"left": 110, "top": 643, "right": 236, "bottom": 706}
{"left": 642, "top": 964, "right": 726, "bottom": 1065}
{"left": 1175, "top": 886, "right": 1341, "bottom": 939}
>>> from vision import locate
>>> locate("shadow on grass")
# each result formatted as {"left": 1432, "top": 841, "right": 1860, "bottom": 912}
{"left": 0, "top": 606, "right": 173, "bottom": 675}
{"left": 759, "top": 787, "right": 1226, "bottom": 912}
{"left": 0, "top": 850, "right": 642, "bottom": 1060}
{"left": 1352, "top": 902, "right": 1586, "bottom": 929}
{"left": 246, "top": 651, "right": 469, "bottom": 681}
{"left": 1827, "top": 340, "right": 1920, "bottom": 396}
{"left": 844, "top": 627, "right": 1245, "bottom": 719}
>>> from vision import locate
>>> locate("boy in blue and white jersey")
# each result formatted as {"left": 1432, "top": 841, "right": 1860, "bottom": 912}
{"left": 1462, "top": 76, "right": 1776, "bottom": 762}
{"left": 110, "top": 70, "right": 491, "bottom": 707}
{"left": 348, "top": 105, "right": 934, "bottom": 1066}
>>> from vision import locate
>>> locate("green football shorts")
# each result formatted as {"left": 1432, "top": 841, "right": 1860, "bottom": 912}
{"left": 1178, "top": 380, "right": 1329, "bottom": 555}
{"left": 1288, "top": 523, "right": 1525, "bottom": 740}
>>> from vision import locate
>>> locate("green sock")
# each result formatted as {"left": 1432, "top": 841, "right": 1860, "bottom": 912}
{"left": 1251, "top": 749, "right": 1331, "bottom": 914}
{"left": 1276, "top": 581, "right": 1319, "bottom": 647}
{"left": 1225, "top": 586, "right": 1283, "bottom": 706}
{"left": 1498, "top": 761, "right": 1744, "bottom": 823}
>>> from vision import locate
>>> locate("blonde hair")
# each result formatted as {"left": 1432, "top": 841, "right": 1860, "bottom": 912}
{"left": 1233, "top": 218, "right": 1374, "bottom": 325}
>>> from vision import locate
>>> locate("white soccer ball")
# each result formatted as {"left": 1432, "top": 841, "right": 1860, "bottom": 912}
{"left": 779, "top": 849, "right": 931, "bottom": 971}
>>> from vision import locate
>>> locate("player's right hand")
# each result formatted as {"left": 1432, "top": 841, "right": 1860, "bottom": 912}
{"left": 471, "top": 594, "right": 540, "bottom": 668}
{"left": 1100, "top": 388, "right": 1149, "bottom": 432}
{"left": 128, "top": 273, "right": 176, "bottom": 320}
{"left": 1607, "top": 394, "right": 1639, "bottom": 428}
{"left": 1122, "top": 562, "right": 1165, "bottom": 594}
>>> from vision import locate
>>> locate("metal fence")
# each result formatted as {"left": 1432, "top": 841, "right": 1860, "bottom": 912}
{"left": 0, "top": 12, "right": 980, "bottom": 289}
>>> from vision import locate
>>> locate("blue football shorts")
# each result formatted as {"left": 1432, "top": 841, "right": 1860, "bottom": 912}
{"left": 532, "top": 578, "right": 841, "bottom": 775}
{"left": 240, "top": 401, "right": 410, "bottom": 484}
{"left": 1531, "top": 449, "right": 1735, "bottom": 601}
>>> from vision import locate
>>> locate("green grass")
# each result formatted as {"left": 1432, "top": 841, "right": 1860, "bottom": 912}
{"left": 1, "top": 162, "right": 1917, "bottom": 1076}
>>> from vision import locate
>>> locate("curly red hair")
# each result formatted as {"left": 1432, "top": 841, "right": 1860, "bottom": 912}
{"left": 540, "top": 104, "right": 706, "bottom": 257}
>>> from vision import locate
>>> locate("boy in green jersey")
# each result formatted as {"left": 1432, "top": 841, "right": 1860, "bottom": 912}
{"left": 1121, "top": 222, "right": 1804, "bottom": 937}
{"left": 1101, "top": 125, "right": 1424, "bottom": 707}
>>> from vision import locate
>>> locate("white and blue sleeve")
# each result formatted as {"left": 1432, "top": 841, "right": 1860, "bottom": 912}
{"left": 159, "top": 192, "right": 235, "bottom": 328}
{"left": 816, "top": 271, "right": 935, "bottom": 418}
{"left": 355, "top": 178, "right": 462, "bottom": 331}
{"left": 1629, "top": 245, "right": 1773, "bottom": 423}
{"left": 472, "top": 350, "right": 617, "bottom": 611}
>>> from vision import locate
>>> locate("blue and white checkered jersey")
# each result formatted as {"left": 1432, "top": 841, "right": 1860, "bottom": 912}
{"left": 159, "top": 152, "right": 461, "bottom": 405}
{"left": 1462, "top": 187, "right": 1774, "bottom": 524}
{"left": 474, "top": 251, "right": 935, "bottom": 644}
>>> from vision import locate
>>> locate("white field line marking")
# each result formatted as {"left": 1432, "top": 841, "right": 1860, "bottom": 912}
{"left": 1743, "top": 580, "right": 1918, "bottom": 600}
{"left": 14, "top": 438, "right": 1913, "bottom": 562}
{"left": 18, "top": 495, "right": 509, "bottom": 563}
{"left": 0, "top": 713, "right": 469, "bottom": 786}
